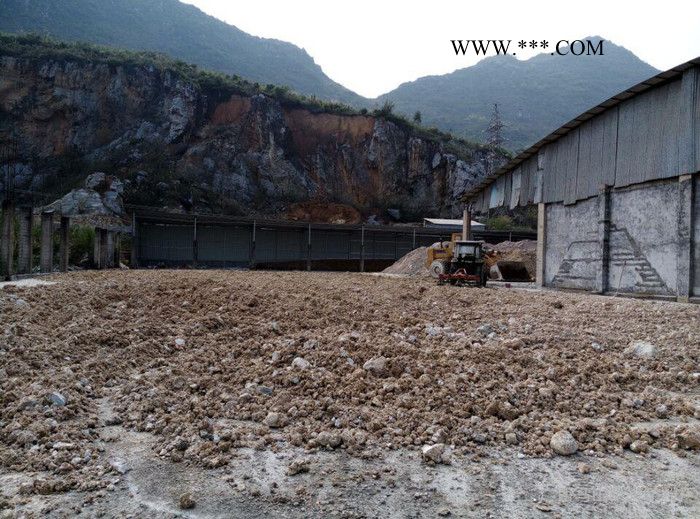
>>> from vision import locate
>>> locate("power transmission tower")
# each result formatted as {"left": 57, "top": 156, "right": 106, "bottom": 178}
{"left": 486, "top": 103, "right": 505, "bottom": 148}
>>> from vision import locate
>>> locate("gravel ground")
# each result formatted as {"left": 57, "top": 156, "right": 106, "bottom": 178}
{"left": 1, "top": 270, "right": 699, "bottom": 517}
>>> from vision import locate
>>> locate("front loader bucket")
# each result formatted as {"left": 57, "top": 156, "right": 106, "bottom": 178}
{"left": 495, "top": 261, "right": 531, "bottom": 282}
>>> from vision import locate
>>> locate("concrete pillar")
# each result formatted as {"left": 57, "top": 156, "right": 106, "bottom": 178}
{"left": 17, "top": 206, "right": 33, "bottom": 275}
{"left": 1, "top": 200, "right": 15, "bottom": 280}
{"left": 306, "top": 224, "right": 312, "bottom": 271}
{"left": 93, "top": 228, "right": 109, "bottom": 269}
{"left": 59, "top": 216, "right": 70, "bottom": 272}
{"left": 249, "top": 221, "right": 256, "bottom": 269}
{"left": 114, "top": 233, "right": 121, "bottom": 268}
{"left": 40, "top": 210, "right": 54, "bottom": 273}
{"left": 192, "top": 217, "right": 198, "bottom": 268}
{"left": 535, "top": 203, "right": 546, "bottom": 288}
{"left": 106, "top": 231, "right": 115, "bottom": 268}
{"left": 93, "top": 228, "right": 101, "bottom": 269}
{"left": 677, "top": 174, "right": 693, "bottom": 302}
{"left": 595, "top": 186, "right": 612, "bottom": 294}
{"left": 130, "top": 213, "right": 138, "bottom": 268}
{"left": 360, "top": 225, "right": 365, "bottom": 273}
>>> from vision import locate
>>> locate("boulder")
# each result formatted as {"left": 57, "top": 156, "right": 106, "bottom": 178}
{"left": 421, "top": 443, "right": 447, "bottom": 463}
{"left": 477, "top": 324, "right": 495, "bottom": 337}
{"left": 362, "top": 356, "right": 388, "bottom": 377}
{"left": 85, "top": 172, "right": 108, "bottom": 190}
{"left": 50, "top": 172, "right": 125, "bottom": 216}
{"left": 624, "top": 341, "right": 657, "bottom": 359}
{"left": 292, "top": 357, "right": 310, "bottom": 370}
{"left": 47, "top": 392, "right": 66, "bottom": 407}
{"left": 550, "top": 430, "right": 578, "bottom": 455}
{"left": 287, "top": 458, "right": 311, "bottom": 476}
{"left": 677, "top": 428, "right": 700, "bottom": 450}
{"left": 315, "top": 431, "right": 342, "bottom": 449}
{"left": 179, "top": 492, "right": 195, "bottom": 510}
{"left": 629, "top": 440, "right": 649, "bottom": 454}
{"left": 56, "top": 189, "right": 108, "bottom": 215}
{"left": 263, "top": 412, "right": 283, "bottom": 428}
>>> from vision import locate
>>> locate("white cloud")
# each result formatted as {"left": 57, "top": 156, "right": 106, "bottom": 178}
{"left": 184, "top": 0, "right": 700, "bottom": 98}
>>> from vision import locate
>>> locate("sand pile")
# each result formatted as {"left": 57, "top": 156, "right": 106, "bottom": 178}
{"left": 382, "top": 242, "right": 453, "bottom": 276}
{"left": 382, "top": 247, "right": 429, "bottom": 276}
{"left": 1, "top": 270, "right": 699, "bottom": 494}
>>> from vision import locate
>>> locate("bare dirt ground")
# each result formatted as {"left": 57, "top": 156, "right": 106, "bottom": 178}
{"left": 1, "top": 270, "right": 699, "bottom": 518}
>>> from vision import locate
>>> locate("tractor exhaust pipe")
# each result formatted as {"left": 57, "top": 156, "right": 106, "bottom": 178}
{"left": 462, "top": 207, "right": 471, "bottom": 241}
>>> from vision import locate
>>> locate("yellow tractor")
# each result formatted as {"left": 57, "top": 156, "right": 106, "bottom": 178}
{"left": 426, "top": 233, "right": 488, "bottom": 287}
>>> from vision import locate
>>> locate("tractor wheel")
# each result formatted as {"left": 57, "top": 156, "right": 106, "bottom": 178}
{"left": 429, "top": 260, "right": 446, "bottom": 279}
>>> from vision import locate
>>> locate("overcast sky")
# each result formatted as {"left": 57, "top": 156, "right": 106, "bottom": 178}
{"left": 184, "top": 0, "right": 700, "bottom": 98}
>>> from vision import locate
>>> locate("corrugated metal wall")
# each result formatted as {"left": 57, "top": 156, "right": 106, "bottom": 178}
{"left": 134, "top": 215, "right": 536, "bottom": 268}
{"left": 470, "top": 65, "right": 700, "bottom": 209}
{"left": 135, "top": 220, "right": 450, "bottom": 267}
{"left": 138, "top": 223, "right": 194, "bottom": 263}
{"left": 198, "top": 224, "right": 251, "bottom": 265}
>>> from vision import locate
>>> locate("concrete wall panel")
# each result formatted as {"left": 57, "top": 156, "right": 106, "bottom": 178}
{"left": 544, "top": 197, "right": 598, "bottom": 290}
{"left": 607, "top": 180, "right": 678, "bottom": 295}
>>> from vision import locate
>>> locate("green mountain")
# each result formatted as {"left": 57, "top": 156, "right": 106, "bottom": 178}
{"left": 0, "top": 0, "right": 365, "bottom": 106}
{"left": 379, "top": 38, "right": 659, "bottom": 150}
{"left": 0, "top": 1, "right": 661, "bottom": 151}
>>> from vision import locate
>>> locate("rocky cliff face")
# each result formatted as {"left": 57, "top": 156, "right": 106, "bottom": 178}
{"left": 0, "top": 55, "right": 500, "bottom": 220}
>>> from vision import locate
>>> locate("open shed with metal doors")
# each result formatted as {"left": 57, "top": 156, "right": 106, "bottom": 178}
{"left": 464, "top": 57, "right": 700, "bottom": 302}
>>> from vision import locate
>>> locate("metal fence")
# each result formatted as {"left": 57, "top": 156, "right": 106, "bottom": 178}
{"left": 129, "top": 207, "right": 536, "bottom": 271}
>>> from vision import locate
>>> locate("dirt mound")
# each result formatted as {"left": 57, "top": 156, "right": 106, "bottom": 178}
{"left": 489, "top": 239, "right": 537, "bottom": 253}
{"left": 383, "top": 242, "right": 452, "bottom": 276}
{"left": 1, "top": 270, "right": 699, "bottom": 497}
{"left": 485, "top": 240, "right": 537, "bottom": 279}
{"left": 382, "top": 247, "right": 429, "bottom": 276}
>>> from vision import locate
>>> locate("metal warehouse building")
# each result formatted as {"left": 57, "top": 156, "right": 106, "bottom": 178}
{"left": 465, "top": 58, "right": 700, "bottom": 302}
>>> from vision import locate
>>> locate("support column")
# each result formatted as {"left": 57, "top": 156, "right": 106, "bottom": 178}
{"left": 360, "top": 225, "right": 365, "bottom": 273}
{"left": 192, "top": 217, "right": 198, "bottom": 268}
{"left": 535, "top": 203, "right": 546, "bottom": 288}
{"left": 100, "top": 230, "right": 109, "bottom": 269}
{"left": 17, "top": 206, "right": 33, "bottom": 275}
{"left": 677, "top": 174, "right": 693, "bottom": 302}
{"left": 130, "top": 213, "right": 138, "bottom": 268}
{"left": 59, "top": 216, "right": 70, "bottom": 272}
{"left": 249, "top": 221, "right": 256, "bottom": 269}
{"left": 93, "top": 228, "right": 102, "bottom": 269}
{"left": 40, "top": 210, "right": 54, "bottom": 273}
{"left": 306, "top": 223, "right": 311, "bottom": 271}
{"left": 105, "top": 231, "right": 115, "bottom": 268}
{"left": 595, "top": 186, "right": 612, "bottom": 294}
{"left": 1, "top": 200, "right": 15, "bottom": 280}
{"left": 93, "top": 228, "right": 109, "bottom": 269}
{"left": 114, "top": 233, "right": 121, "bottom": 268}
